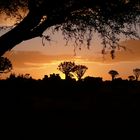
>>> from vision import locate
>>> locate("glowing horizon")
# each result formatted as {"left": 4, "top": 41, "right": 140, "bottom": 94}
{"left": 3, "top": 57, "right": 140, "bottom": 81}
{"left": 1, "top": 18, "right": 140, "bottom": 81}
{"left": 3, "top": 39, "right": 140, "bottom": 81}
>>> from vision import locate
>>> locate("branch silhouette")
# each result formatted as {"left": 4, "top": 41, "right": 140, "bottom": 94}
{"left": 0, "top": 0, "right": 139, "bottom": 56}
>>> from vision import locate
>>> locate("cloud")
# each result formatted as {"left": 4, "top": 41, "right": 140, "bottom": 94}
{"left": 107, "top": 40, "right": 140, "bottom": 62}
{"left": 4, "top": 40, "right": 140, "bottom": 69}
{"left": 80, "top": 40, "right": 140, "bottom": 64}
{"left": 4, "top": 51, "right": 77, "bottom": 68}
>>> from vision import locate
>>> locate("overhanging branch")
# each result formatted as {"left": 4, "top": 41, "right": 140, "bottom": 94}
{"left": 0, "top": 11, "right": 43, "bottom": 56}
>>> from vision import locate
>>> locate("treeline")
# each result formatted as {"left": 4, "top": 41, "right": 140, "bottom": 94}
{"left": 1, "top": 72, "right": 140, "bottom": 94}
{"left": 1, "top": 70, "right": 140, "bottom": 128}
{"left": 1, "top": 59, "right": 140, "bottom": 120}
{"left": 1, "top": 58, "right": 140, "bottom": 81}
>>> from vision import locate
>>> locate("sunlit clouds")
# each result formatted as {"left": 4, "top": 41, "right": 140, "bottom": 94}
{"left": 3, "top": 39, "right": 140, "bottom": 80}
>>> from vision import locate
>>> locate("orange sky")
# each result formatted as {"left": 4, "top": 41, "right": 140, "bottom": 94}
{"left": 3, "top": 37, "right": 140, "bottom": 80}
{"left": 0, "top": 15, "right": 140, "bottom": 80}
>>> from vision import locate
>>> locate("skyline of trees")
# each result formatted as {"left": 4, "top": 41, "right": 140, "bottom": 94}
{"left": 1, "top": 60, "right": 139, "bottom": 81}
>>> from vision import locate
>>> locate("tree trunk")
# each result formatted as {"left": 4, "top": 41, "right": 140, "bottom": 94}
{"left": 78, "top": 76, "right": 81, "bottom": 81}
{"left": 0, "top": 11, "right": 42, "bottom": 56}
{"left": 0, "top": 1, "right": 88, "bottom": 56}
{"left": 136, "top": 76, "right": 138, "bottom": 81}
{"left": 112, "top": 75, "right": 115, "bottom": 81}
{"left": 65, "top": 74, "right": 69, "bottom": 80}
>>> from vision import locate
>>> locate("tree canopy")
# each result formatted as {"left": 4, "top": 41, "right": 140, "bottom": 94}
{"left": 133, "top": 68, "right": 140, "bottom": 81}
{"left": 72, "top": 65, "right": 88, "bottom": 80}
{"left": 57, "top": 61, "right": 75, "bottom": 79}
{"left": 0, "top": 0, "right": 139, "bottom": 56}
{"left": 108, "top": 70, "right": 119, "bottom": 81}
{"left": 0, "top": 56, "right": 12, "bottom": 74}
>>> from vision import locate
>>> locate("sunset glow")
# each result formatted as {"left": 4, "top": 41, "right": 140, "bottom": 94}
{"left": 1, "top": 14, "right": 140, "bottom": 81}
{"left": 2, "top": 38, "right": 140, "bottom": 80}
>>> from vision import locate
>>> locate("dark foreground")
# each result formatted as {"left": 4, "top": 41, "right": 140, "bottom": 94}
{"left": 1, "top": 78, "right": 140, "bottom": 128}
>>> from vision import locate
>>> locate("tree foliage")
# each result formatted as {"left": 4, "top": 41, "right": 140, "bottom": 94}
{"left": 57, "top": 61, "right": 88, "bottom": 80}
{"left": 57, "top": 61, "right": 75, "bottom": 79}
{"left": 108, "top": 70, "right": 119, "bottom": 81}
{"left": 128, "top": 75, "right": 135, "bottom": 81}
{"left": 0, "top": 56, "right": 12, "bottom": 74}
{"left": 133, "top": 68, "right": 140, "bottom": 81}
{"left": 72, "top": 65, "right": 88, "bottom": 80}
{"left": 0, "top": 0, "right": 139, "bottom": 56}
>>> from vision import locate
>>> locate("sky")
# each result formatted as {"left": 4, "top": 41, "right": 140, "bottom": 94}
{"left": 0, "top": 15, "right": 140, "bottom": 80}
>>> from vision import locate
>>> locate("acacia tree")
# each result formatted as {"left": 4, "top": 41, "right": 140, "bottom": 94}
{"left": 72, "top": 65, "right": 88, "bottom": 80}
{"left": 108, "top": 70, "right": 119, "bottom": 81}
{"left": 128, "top": 75, "right": 135, "bottom": 81}
{"left": 0, "top": 0, "right": 139, "bottom": 56}
{"left": 133, "top": 68, "right": 140, "bottom": 81}
{"left": 0, "top": 56, "right": 12, "bottom": 75}
{"left": 57, "top": 61, "right": 75, "bottom": 79}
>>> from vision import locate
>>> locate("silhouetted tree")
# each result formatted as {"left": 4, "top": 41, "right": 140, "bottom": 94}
{"left": 10, "top": 73, "right": 33, "bottom": 80}
{"left": 0, "top": 0, "right": 139, "bottom": 56}
{"left": 108, "top": 70, "right": 119, "bottom": 81}
{"left": 57, "top": 61, "right": 75, "bottom": 80}
{"left": 42, "top": 75, "right": 49, "bottom": 81}
{"left": 0, "top": 57, "right": 12, "bottom": 75}
{"left": 49, "top": 73, "right": 61, "bottom": 80}
{"left": 128, "top": 75, "right": 135, "bottom": 81}
{"left": 84, "top": 76, "right": 103, "bottom": 83}
{"left": 23, "top": 73, "right": 31, "bottom": 79}
{"left": 73, "top": 65, "right": 88, "bottom": 80}
{"left": 133, "top": 68, "right": 140, "bottom": 81}
{"left": 7, "top": 73, "right": 16, "bottom": 80}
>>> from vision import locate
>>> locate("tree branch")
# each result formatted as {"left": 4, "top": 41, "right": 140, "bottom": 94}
{"left": 0, "top": 11, "right": 43, "bottom": 56}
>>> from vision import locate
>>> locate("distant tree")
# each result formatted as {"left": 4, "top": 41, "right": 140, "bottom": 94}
{"left": 73, "top": 65, "right": 88, "bottom": 80}
{"left": 133, "top": 68, "right": 140, "bottom": 81}
{"left": 12, "top": 73, "right": 33, "bottom": 80}
{"left": 57, "top": 61, "right": 75, "bottom": 80}
{"left": 49, "top": 73, "right": 61, "bottom": 80}
{"left": 7, "top": 73, "right": 16, "bottom": 80}
{"left": 42, "top": 75, "right": 49, "bottom": 81}
{"left": 108, "top": 70, "right": 119, "bottom": 81}
{"left": 115, "top": 77, "right": 123, "bottom": 81}
{"left": 23, "top": 73, "right": 32, "bottom": 79}
{"left": 128, "top": 75, "right": 135, "bottom": 81}
{"left": 0, "top": 57, "right": 12, "bottom": 75}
